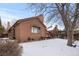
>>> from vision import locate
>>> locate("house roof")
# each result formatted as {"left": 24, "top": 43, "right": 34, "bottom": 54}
{"left": 8, "top": 15, "right": 46, "bottom": 31}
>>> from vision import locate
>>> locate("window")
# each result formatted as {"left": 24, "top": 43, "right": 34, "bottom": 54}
{"left": 31, "top": 26, "right": 40, "bottom": 33}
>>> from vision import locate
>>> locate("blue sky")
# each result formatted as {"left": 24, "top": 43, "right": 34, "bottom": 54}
{"left": 0, "top": 3, "right": 64, "bottom": 30}
{"left": 0, "top": 3, "right": 35, "bottom": 28}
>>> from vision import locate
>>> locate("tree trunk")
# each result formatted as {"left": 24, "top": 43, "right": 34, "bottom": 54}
{"left": 67, "top": 29, "right": 74, "bottom": 46}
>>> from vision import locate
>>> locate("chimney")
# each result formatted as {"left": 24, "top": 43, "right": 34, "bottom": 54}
{"left": 37, "top": 14, "right": 44, "bottom": 22}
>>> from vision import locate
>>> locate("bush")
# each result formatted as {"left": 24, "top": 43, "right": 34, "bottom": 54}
{"left": 0, "top": 39, "right": 22, "bottom": 56}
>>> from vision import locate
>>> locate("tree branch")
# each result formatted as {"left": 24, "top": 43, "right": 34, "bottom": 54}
{"left": 72, "top": 3, "right": 79, "bottom": 29}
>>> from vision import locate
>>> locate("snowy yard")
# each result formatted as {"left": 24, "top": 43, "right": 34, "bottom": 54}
{"left": 20, "top": 38, "right": 79, "bottom": 56}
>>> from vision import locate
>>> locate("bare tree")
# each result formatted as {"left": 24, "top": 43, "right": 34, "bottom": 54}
{"left": 28, "top": 3, "right": 79, "bottom": 46}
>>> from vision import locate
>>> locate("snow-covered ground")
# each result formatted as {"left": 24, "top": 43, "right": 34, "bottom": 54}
{"left": 20, "top": 38, "right": 79, "bottom": 56}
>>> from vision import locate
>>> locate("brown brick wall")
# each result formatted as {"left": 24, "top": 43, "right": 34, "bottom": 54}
{"left": 18, "top": 18, "right": 48, "bottom": 42}
{"left": 8, "top": 15, "right": 48, "bottom": 43}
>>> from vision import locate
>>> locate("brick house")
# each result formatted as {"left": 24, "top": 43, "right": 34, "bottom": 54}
{"left": 8, "top": 15, "right": 48, "bottom": 42}
{"left": 47, "top": 25, "right": 59, "bottom": 38}
{"left": 48, "top": 25, "right": 79, "bottom": 40}
{"left": 58, "top": 29, "right": 79, "bottom": 40}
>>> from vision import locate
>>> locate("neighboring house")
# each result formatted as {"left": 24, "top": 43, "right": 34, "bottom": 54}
{"left": 47, "top": 25, "right": 59, "bottom": 38}
{"left": 74, "top": 30, "right": 79, "bottom": 40}
{"left": 8, "top": 15, "right": 48, "bottom": 42}
{"left": 58, "top": 30, "right": 67, "bottom": 39}
{"left": 47, "top": 25, "right": 79, "bottom": 40}
{"left": 58, "top": 30, "right": 79, "bottom": 40}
